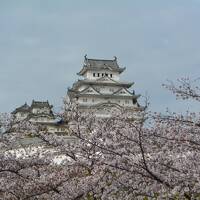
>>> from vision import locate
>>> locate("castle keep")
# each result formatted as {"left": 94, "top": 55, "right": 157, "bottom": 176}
{"left": 68, "top": 55, "right": 142, "bottom": 116}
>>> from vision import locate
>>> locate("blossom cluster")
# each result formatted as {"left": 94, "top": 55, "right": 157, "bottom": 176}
{"left": 1, "top": 78, "right": 200, "bottom": 199}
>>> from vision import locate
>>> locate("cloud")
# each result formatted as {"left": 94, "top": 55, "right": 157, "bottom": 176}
{"left": 0, "top": 0, "right": 200, "bottom": 113}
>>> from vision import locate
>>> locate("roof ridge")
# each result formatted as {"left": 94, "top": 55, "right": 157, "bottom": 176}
{"left": 113, "top": 87, "right": 135, "bottom": 95}
{"left": 113, "top": 87, "right": 123, "bottom": 95}
{"left": 84, "top": 54, "right": 117, "bottom": 62}
{"left": 87, "top": 58, "right": 116, "bottom": 62}
{"left": 32, "top": 100, "right": 49, "bottom": 103}
{"left": 79, "top": 85, "right": 102, "bottom": 95}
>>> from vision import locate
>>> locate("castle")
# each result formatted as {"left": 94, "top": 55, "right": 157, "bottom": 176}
{"left": 12, "top": 100, "right": 67, "bottom": 134}
{"left": 12, "top": 100, "right": 54, "bottom": 122}
{"left": 12, "top": 55, "right": 143, "bottom": 130}
{"left": 68, "top": 55, "right": 142, "bottom": 117}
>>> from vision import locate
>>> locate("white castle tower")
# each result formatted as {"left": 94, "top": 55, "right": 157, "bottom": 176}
{"left": 68, "top": 55, "right": 143, "bottom": 117}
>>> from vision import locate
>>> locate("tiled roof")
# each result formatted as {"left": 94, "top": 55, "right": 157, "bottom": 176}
{"left": 69, "top": 79, "right": 134, "bottom": 91}
{"left": 31, "top": 100, "right": 52, "bottom": 109}
{"left": 12, "top": 100, "right": 54, "bottom": 115}
{"left": 77, "top": 55, "right": 125, "bottom": 75}
{"left": 11, "top": 103, "right": 30, "bottom": 114}
{"left": 85, "top": 55, "right": 119, "bottom": 69}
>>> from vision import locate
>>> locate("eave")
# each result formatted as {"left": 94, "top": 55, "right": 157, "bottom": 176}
{"left": 77, "top": 103, "right": 142, "bottom": 111}
{"left": 71, "top": 93, "right": 140, "bottom": 100}
{"left": 28, "top": 113, "right": 55, "bottom": 120}
{"left": 70, "top": 80, "right": 134, "bottom": 91}
{"left": 11, "top": 109, "right": 30, "bottom": 114}
{"left": 77, "top": 66, "right": 126, "bottom": 76}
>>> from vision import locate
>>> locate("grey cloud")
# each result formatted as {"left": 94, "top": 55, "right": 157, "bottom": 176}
{"left": 0, "top": 0, "right": 200, "bottom": 113}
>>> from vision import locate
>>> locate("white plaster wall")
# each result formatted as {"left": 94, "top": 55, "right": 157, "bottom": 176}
{"left": 46, "top": 125, "right": 67, "bottom": 134}
{"left": 15, "top": 112, "right": 29, "bottom": 121}
{"left": 78, "top": 96, "right": 136, "bottom": 108}
{"left": 97, "top": 86, "right": 120, "bottom": 94}
{"left": 78, "top": 96, "right": 97, "bottom": 105}
{"left": 109, "top": 98, "right": 134, "bottom": 107}
{"left": 31, "top": 108, "right": 50, "bottom": 114}
{"left": 30, "top": 117, "right": 55, "bottom": 123}
{"left": 32, "top": 108, "right": 40, "bottom": 114}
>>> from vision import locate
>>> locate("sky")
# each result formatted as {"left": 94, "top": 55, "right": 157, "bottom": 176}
{"left": 1, "top": 0, "right": 200, "bottom": 113}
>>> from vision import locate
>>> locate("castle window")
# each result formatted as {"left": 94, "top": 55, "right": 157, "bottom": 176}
{"left": 102, "top": 73, "right": 104, "bottom": 77}
{"left": 97, "top": 73, "right": 100, "bottom": 77}
{"left": 125, "top": 100, "right": 129, "bottom": 104}
{"left": 105, "top": 73, "right": 108, "bottom": 77}
{"left": 110, "top": 74, "right": 113, "bottom": 78}
{"left": 93, "top": 73, "right": 95, "bottom": 77}
{"left": 109, "top": 88, "right": 114, "bottom": 92}
{"left": 120, "top": 90, "right": 126, "bottom": 94}
{"left": 83, "top": 98, "right": 87, "bottom": 102}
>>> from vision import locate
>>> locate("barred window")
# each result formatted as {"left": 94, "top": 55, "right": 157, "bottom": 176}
{"left": 83, "top": 98, "right": 87, "bottom": 102}
{"left": 125, "top": 100, "right": 129, "bottom": 104}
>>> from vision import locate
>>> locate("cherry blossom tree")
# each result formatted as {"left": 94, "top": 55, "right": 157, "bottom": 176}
{"left": 1, "top": 78, "right": 200, "bottom": 199}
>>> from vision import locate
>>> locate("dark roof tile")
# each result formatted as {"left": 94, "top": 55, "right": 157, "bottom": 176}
{"left": 11, "top": 103, "right": 30, "bottom": 114}
{"left": 31, "top": 100, "right": 52, "bottom": 109}
{"left": 78, "top": 55, "right": 125, "bottom": 75}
